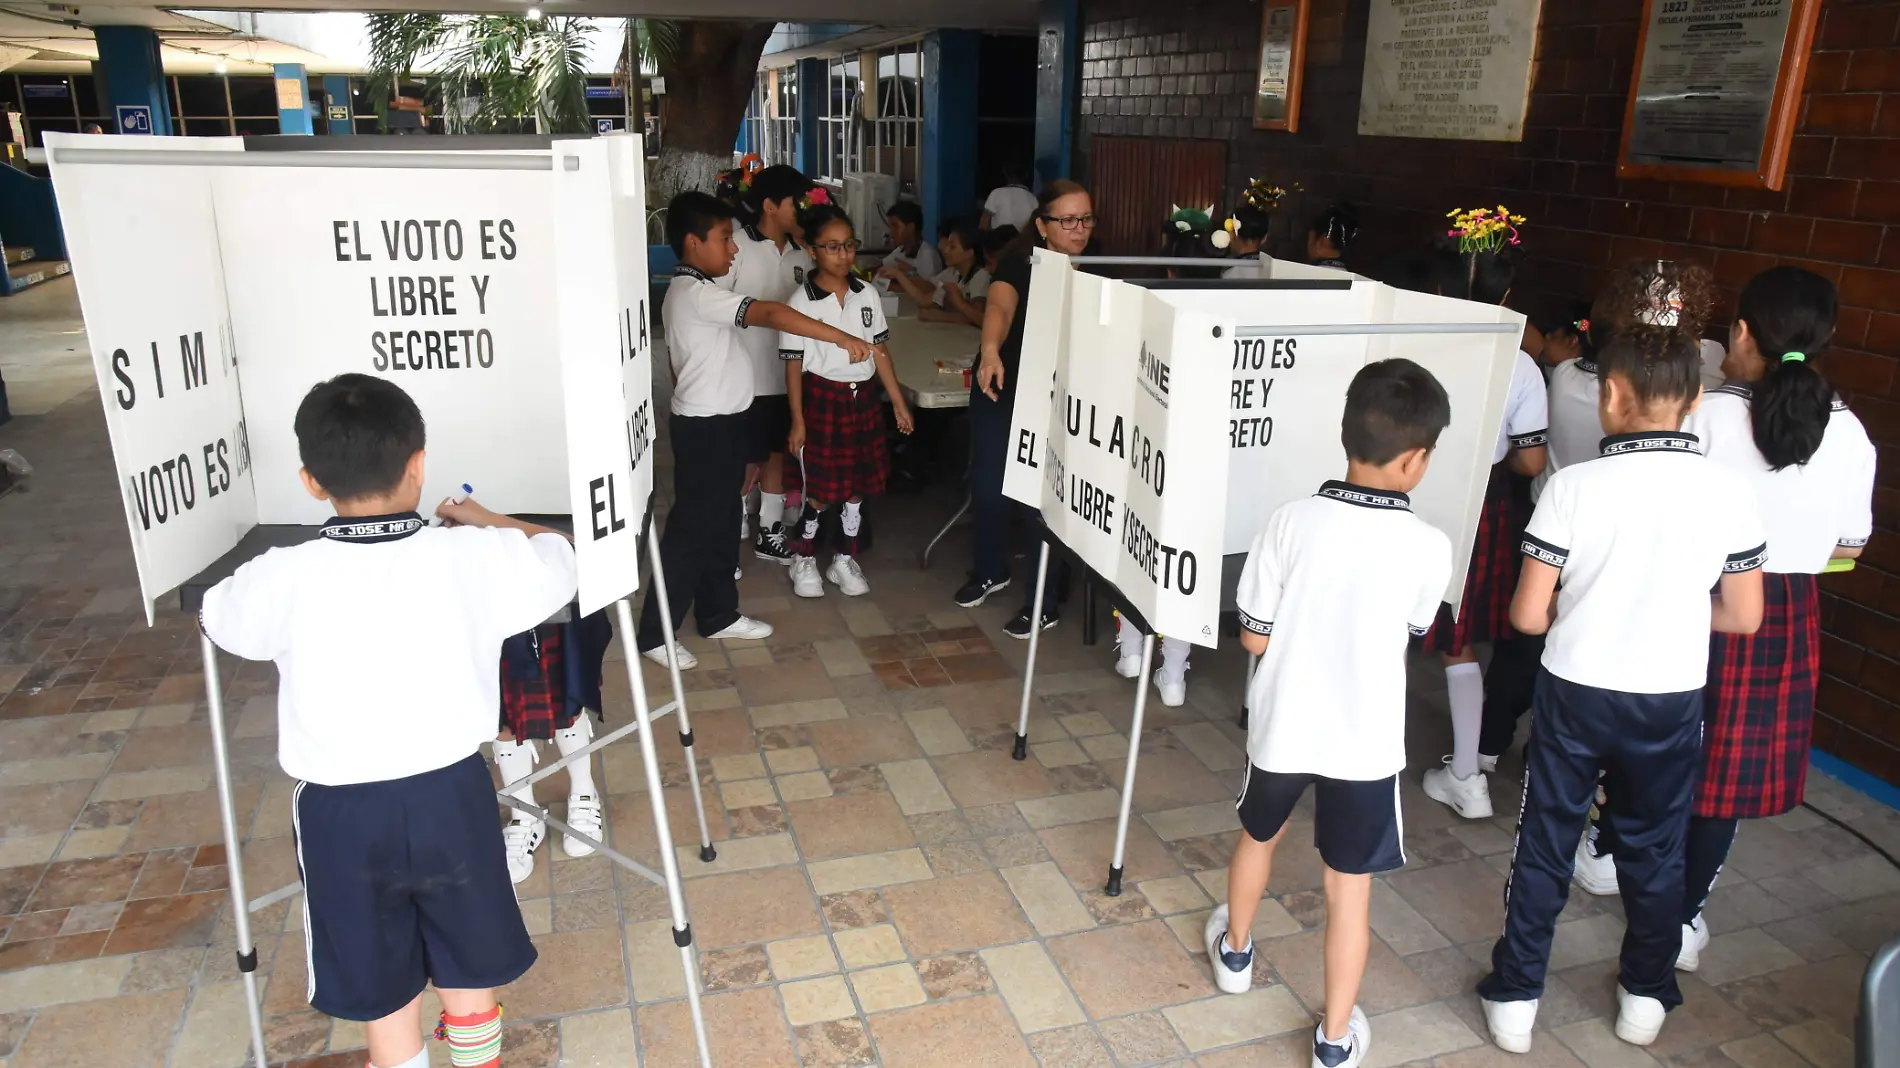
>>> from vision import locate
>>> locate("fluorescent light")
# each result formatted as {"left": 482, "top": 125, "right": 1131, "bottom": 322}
{"left": 526, "top": 6, "right": 542, "bottom": 18}
{"left": 213, "top": 59, "right": 228, "bottom": 74}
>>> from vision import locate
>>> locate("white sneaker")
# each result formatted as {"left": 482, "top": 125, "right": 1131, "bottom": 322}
{"left": 1202, "top": 903, "right": 1254, "bottom": 994}
{"left": 1614, "top": 985, "right": 1666, "bottom": 1046}
{"left": 1573, "top": 832, "right": 1620, "bottom": 896}
{"left": 1154, "top": 670, "right": 1187, "bottom": 707}
{"left": 709, "top": 615, "right": 774, "bottom": 641}
{"left": 790, "top": 556, "right": 824, "bottom": 598}
{"left": 562, "top": 794, "right": 603, "bottom": 858}
{"left": 1115, "top": 653, "right": 1142, "bottom": 679}
{"left": 1312, "top": 1006, "right": 1370, "bottom": 1068}
{"left": 827, "top": 555, "right": 870, "bottom": 596}
{"left": 734, "top": 564, "right": 743, "bottom": 581}
{"left": 1676, "top": 914, "right": 1709, "bottom": 972}
{"left": 1422, "top": 759, "right": 1494, "bottom": 819}
{"left": 1482, "top": 997, "right": 1538, "bottom": 1054}
{"left": 503, "top": 819, "right": 544, "bottom": 885}
{"left": 641, "top": 642, "right": 699, "bottom": 671}
{"left": 1480, "top": 753, "right": 1500, "bottom": 774}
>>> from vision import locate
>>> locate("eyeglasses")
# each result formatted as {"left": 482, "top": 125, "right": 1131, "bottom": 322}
{"left": 814, "top": 240, "right": 862, "bottom": 255}
{"left": 1040, "top": 214, "right": 1097, "bottom": 231}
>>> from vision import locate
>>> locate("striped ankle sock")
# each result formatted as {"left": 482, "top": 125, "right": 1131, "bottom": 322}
{"left": 437, "top": 1006, "right": 503, "bottom": 1068}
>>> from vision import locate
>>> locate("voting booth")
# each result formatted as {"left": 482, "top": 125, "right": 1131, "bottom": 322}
{"left": 46, "top": 132, "right": 714, "bottom": 1068}
{"left": 1001, "top": 249, "right": 1524, "bottom": 894}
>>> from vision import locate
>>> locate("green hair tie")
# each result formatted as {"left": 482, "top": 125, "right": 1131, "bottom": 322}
{"left": 1781, "top": 351, "right": 1806, "bottom": 363}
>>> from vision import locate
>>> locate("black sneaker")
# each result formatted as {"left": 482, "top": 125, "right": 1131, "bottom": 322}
{"left": 754, "top": 522, "right": 794, "bottom": 564}
{"left": 1003, "top": 608, "right": 1057, "bottom": 639}
{"left": 954, "top": 574, "right": 1011, "bottom": 608}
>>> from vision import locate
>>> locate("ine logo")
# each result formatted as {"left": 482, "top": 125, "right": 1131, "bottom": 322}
{"left": 1137, "top": 342, "right": 1171, "bottom": 408}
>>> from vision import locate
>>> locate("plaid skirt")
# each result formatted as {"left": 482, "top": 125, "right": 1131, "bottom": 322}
{"left": 1696, "top": 573, "right": 1820, "bottom": 819}
{"left": 799, "top": 372, "right": 887, "bottom": 504}
{"left": 1424, "top": 462, "right": 1534, "bottom": 654}
{"left": 498, "top": 611, "right": 613, "bottom": 741}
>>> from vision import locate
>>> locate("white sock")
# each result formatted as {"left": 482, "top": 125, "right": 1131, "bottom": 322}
{"left": 1159, "top": 636, "right": 1191, "bottom": 683}
{"left": 760, "top": 491, "right": 786, "bottom": 528}
{"left": 1445, "top": 662, "right": 1484, "bottom": 779}
{"left": 841, "top": 499, "right": 863, "bottom": 537}
{"left": 372, "top": 1047, "right": 429, "bottom": 1068}
{"left": 1116, "top": 616, "right": 1142, "bottom": 662}
{"left": 554, "top": 716, "right": 597, "bottom": 797}
{"left": 492, "top": 738, "right": 540, "bottom": 822}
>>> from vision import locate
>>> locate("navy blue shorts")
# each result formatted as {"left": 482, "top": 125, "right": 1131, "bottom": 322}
{"left": 1235, "top": 765, "right": 1406, "bottom": 875}
{"left": 293, "top": 753, "right": 536, "bottom": 1021}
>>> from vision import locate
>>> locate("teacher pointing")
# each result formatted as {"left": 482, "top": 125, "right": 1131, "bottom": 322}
{"left": 954, "top": 180, "right": 1096, "bottom": 639}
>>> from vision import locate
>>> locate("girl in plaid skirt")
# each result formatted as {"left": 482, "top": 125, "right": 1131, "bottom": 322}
{"left": 780, "top": 204, "right": 915, "bottom": 598}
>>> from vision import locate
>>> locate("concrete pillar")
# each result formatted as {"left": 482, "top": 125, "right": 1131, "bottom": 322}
{"left": 274, "top": 63, "right": 313, "bottom": 135}
{"left": 321, "top": 75, "right": 353, "bottom": 135}
{"left": 922, "top": 30, "right": 980, "bottom": 237}
{"left": 1034, "top": 0, "right": 1079, "bottom": 185}
{"left": 92, "top": 26, "right": 173, "bottom": 135}
{"left": 795, "top": 57, "right": 825, "bottom": 177}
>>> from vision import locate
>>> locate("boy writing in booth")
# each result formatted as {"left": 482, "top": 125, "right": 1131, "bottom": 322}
{"left": 636, "top": 192, "right": 874, "bottom": 669}
{"left": 200, "top": 374, "right": 578, "bottom": 1068}
{"left": 1208, "top": 360, "right": 1454, "bottom": 1068}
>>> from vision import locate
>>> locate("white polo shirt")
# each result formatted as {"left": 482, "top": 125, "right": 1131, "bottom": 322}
{"left": 1222, "top": 258, "right": 1264, "bottom": 279}
{"left": 1545, "top": 356, "right": 1602, "bottom": 477}
{"left": 722, "top": 225, "right": 814, "bottom": 398}
{"left": 1699, "top": 338, "right": 1727, "bottom": 391}
{"left": 779, "top": 276, "right": 890, "bottom": 385}
{"left": 1525, "top": 431, "right": 1766, "bottom": 694}
{"left": 201, "top": 516, "right": 577, "bottom": 786}
{"left": 883, "top": 241, "right": 942, "bottom": 281}
{"left": 663, "top": 265, "right": 757, "bottom": 417}
{"left": 1236, "top": 482, "right": 1453, "bottom": 780}
{"left": 1493, "top": 349, "right": 1549, "bottom": 464}
{"left": 983, "top": 185, "right": 1038, "bottom": 230}
{"left": 931, "top": 265, "right": 991, "bottom": 307}
{"left": 1684, "top": 384, "right": 1875, "bottom": 574}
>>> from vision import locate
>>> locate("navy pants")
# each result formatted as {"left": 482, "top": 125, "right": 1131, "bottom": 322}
{"left": 967, "top": 388, "right": 1065, "bottom": 612}
{"left": 638, "top": 412, "right": 746, "bottom": 649}
{"left": 1479, "top": 670, "right": 1701, "bottom": 1010}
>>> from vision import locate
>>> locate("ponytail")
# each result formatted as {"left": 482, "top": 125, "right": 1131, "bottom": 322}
{"left": 1738, "top": 266, "right": 1838, "bottom": 470}
{"left": 739, "top": 165, "right": 815, "bottom": 231}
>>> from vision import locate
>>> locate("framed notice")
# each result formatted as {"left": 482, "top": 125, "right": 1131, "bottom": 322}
{"left": 1357, "top": 0, "right": 1542, "bottom": 141}
{"left": 1253, "top": 0, "right": 1309, "bottom": 131}
{"left": 1617, "top": 0, "right": 1822, "bottom": 190}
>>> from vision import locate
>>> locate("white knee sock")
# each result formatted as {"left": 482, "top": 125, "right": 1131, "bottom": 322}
{"left": 760, "top": 491, "right": 786, "bottom": 529}
{"left": 1445, "top": 662, "right": 1484, "bottom": 779}
{"left": 841, "top": 499, "right": 863, "bottom": 537}
{"left": 372, "top": 1046, "right": 429, "bottom": 1068}
{"left": 1116, "top": 616, "right": 1142, "bottom": 662}
{"left": 1159, "top": 636, "right": 1191, "bottom": 683}
{"left": 554, "top": 716, "right": 597, "bottom": 797}
{"left": 492, "top": 738, "right": 540, "bottom": 823}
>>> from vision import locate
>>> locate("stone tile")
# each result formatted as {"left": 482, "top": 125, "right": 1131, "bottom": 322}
{"left": 0, "top": 783, "right": 94, "bottom": 840}
{"left": 750, "top": 697, "right": 849, "bottom": 729}
{"left": 1718, "top": 1034, "right": 1808, "bottom": 1068}
{"left": 1385, "top": 859, "right": 1507, "bottom": 944}
{"left": 1079, "top": 734, "right": 1128, "bottom": 761}
{"left": 886, "top": 871, "right": 1033, "bottom": 954}
{"left": 495, "top": 929, "right": 626, "bottom": 1018}
{"left": 1696, "top": 929, "right": 1806, "bottom": 986}
{"left": 908, "top": 810, "right": 972, "bottom": 845}
{"left": 981, "top": 941, "right": 1084, "bottom": 1032}
{"left": 1028, "top": 1025, "right": 1115, "bottom": 1067}
{"left": 638, "top": 986, "right": 799, "bottom": 1068}
{"left": 57, "top": 825, "right": 129, "bottom": 860}
{"left": 985, "top": 833, "right": 1050, "bottom": 867}
{"left": 0, "top": 833, "right": 61, "bottom": 869}
{"left": 1552, "top": 1018, "right": 1661, "bottom": 1068}
{"left": 1360, "top": 1001, "right": 1482, "bottom": 1067}
{"left": 1804, "top": 853, "right": 1900, "bottom": 902}
{"left": 1047, "top": 920, "right": 1206, "bottom": 1018}
{"left": 700, "top": 944, "right": 773, "bottom": 991}
{"left": 1144, "top": 802, "right": 1243, "bottom": 842}
{"left": 1018, "top": 789, "right": 1121, "bottom": 830}
{"left": 1369, "top": 878, "right": 1450, "bottom": 956}
{"left": 868, "top": 995, "right": 1038, "bottom": 1068}
{"left": 1171, "top": 722, "right": 1247, "bottom": 771}
{"left": 819, "top": 889, "right": 890, "bottom": 929}
{"left": 851, "top": 961, "right": 928, "bottom": 1012}
{"left": 768, "top": 934, "right": 839, "bottom": 979}
{"left": 1549, "top": 913, "right": 1627, "bottom": 971}
{"left": 795, "top": 1018, "right": 878, "bottom": 1068}
{"left": 558, "top": 1010, "right": 638, "bottom": 1067}
{"left": 1261, "top": 928, "right": 1434, "bottom": 1015}
{"left": 814, "top": 639, "right": 874, "bottom": 680}
{"left": 917, "top": 951, "right": 993, "bottom": 998}
{"left": 710, "top": 753, "right": 766, "bottom": 781}
{"left": 776, "top": 771, "right": 834, "bottom": 801}
{"left": 766, "top": 746, "right": 820, "bottom": 774}
{"left": 1099, "top": 1011, "right": 1189, "bottom": 1063}
{"left": 91, "top": 765, "right": 213, "bottom": 801}
{"left": 685, "top": 866, "right": 822, "bottom": 948}
{"left": 788, "top": 791, "right": 916, "bottom": 860}
{"left": 0, "top": 752, "right": 113, "bottom": 787}
{"left": 1772, "top": 1021, "right": 1852, "bottom": 1068}
{"left": 720, "top": 778, "right": 778, "bottom": 809}
{"left": 1031, "top": 740, "right": 1091, "bottom": 767}
{"left": 625, "top": 920, "right": 690, "bottom": 1004}
{"left": 904, "top": 708, "right": 973, "bottom": 756}
{"left": 12, "top": 988, "right": 186, "bottom": 1068}
{"left": 26, "top": 853, "right": 142, "bottom": 911}
{"left": 881, "top": 759, "right": 957, "bottom": 816}
{"left": 781, "top": 974, "right": 857, "bottom": 1025}
{"left": 1647, "top": 972, "right": 1762, "bottom": 1059}
{"left": 1139, "top": 875, "right": 1212, "bottom": 916}
{"left": 1040, "top": 819, "right": 1182, "bottom": 888}
{"left": 103, "top": 891, "right": 223, "bottom": 955}
{"left": 519, "top": 898, "right": 552, "bottom": 936}
{"left": 1437, "top": 1041, "right": 1589, "bottom": 1068}
{"left": 1165, "top": 984, "right": 1310, "bottom": 1052}
{"left": 967, "top": 803, "right": 1031, "bottom": 837}
{"left": 827, "top": 765, "right": 886, "bottom": 795}
{"left": 833, "top": 923, "right": 906, "bottom": 969}
{"left": 807, "top": 713, "right": 921, "bottom": 766}
{"left": 0, "top": 954, "right": 129, "bottom": 1011}
{"left": 676, "top": 832, "right": 799, "bottom": 876}
{"left": 57, "top": 901, "right": 121, "bottom": 935}
{"left": 934, "top": 751, "right": 1056, "bottom": 807}
{"left": 121, "top": 946, "right": 204, "bottom": 993}
{"left": 1000, "top": 862, "right": 1096, "bottom": 937}
{"left": 808, "top": 848, "right": 934, "bottom": 896}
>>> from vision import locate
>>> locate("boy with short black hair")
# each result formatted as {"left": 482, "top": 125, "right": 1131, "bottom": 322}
{"left": 1478, "top": 332, "right": 1765, "bottom": 1054}
{"left": 876, "top": 200, "right": 942, "bottom": 282}
{"left": 1208, "top": 359, "right": 1455, "bottom": 1068}
{"left": 201, "top": 373, "right": 579, "bottom": 1068}
{"left": 639, "top": 192, "right": 876, "bottom": 668}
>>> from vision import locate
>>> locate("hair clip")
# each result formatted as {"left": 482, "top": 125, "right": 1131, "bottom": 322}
{"left": 1575, "top": 318, "right": 1590, "bottom": 333}
{"left": 799, "top": 188, "right": 831, "bottom": 210}
{"left": 1781, "top": 351, "right": 1806, "bottom": 363}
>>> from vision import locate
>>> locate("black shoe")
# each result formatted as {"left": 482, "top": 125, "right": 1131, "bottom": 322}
{"left": 754, "top": 522, "right": 794, "bottom": 564}
{"left": 1004, "top": 608, "right": 1058, "bottom": 639}
{"left": 954, "top": 574, "right": 1011, "bottom": 608}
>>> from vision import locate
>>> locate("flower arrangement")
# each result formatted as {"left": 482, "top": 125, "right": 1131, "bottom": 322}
{"left": 1446, "top": 204, "right": 1526, "bottom": 255}
{"left": 1238, "top": 177, "right": 1300, "bottom": 215}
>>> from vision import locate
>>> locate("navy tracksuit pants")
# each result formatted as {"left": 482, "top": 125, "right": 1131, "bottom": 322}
{"left": 1479, "top": 669, "right": 1702, "bottom": 1010}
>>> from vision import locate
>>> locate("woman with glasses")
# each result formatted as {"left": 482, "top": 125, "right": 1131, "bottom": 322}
{"left": 953, "top": 180, "right": 1097, "bottom": 639}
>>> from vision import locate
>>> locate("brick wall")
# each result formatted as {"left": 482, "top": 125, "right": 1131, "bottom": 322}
{"left": 1077, "top": 0, "right": 1900, "bottom": 784}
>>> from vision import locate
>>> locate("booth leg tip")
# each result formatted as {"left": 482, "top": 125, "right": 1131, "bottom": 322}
{"left": 1237, "top": 709, "right": 1249, "bottom": 730}
{"left": 699, "top": 845, "right": 718, "bottom": 863}
{"left": 1104, "top": 865, "right": 1124, "bottom": 897}
{"left": 1011, "top": 734, "right": 1028, "bottom": 761}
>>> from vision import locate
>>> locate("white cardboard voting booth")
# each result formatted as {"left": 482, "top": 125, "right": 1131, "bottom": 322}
{"left": 1001, "top": 249, "right": 1523, "bottom": 894}
{"left": 46, "top": 132, "right": 714, "bottom": 1068}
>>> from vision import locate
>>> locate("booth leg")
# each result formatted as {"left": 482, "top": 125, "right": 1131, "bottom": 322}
{"left": 1239, "top": 652, "right": 1259, "bottom": 731}
{"left": 1011, "top": 543, "right": 1052, "bottom": 761}
{"left": 200, "top": 635, "right": 271, "bottom": 1068}
{"left": 614, "top": 599, "right": 713, "bottom": 1068}
{"left": 1104, "top": 634, "right": 1155, "bottom": 897}
{"left": 645, "top": 532, "right": 716, "bottom": 862}
{"left": 1081, "top": 579, "right": 1097, "bottom": 647}
{"left": 920, "top": 491, "right": 971, "bottom": 570}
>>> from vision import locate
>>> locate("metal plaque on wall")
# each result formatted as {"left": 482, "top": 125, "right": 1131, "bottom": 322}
{"left": 1357, "top": 0, "right": 1543, "bottom": 142}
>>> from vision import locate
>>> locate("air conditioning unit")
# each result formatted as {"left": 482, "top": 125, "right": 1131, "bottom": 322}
{"left": 842, "top": 172, "right": 899, "bottom": 250}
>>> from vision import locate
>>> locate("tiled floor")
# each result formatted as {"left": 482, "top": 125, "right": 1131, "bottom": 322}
{"left": 0, "top": 279, "right": 1896, "bottom": 1066}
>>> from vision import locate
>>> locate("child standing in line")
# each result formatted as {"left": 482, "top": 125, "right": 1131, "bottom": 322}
{"left": 636, "top": 192, "right": 874, "bottom": 669}
{"left": 1479, "top": 329, "right": 1766, "bottom": 1054}
{"left": 890, "top": 216, "right": 990, "bottom": 327}
{"left": 1219, "top": 204, "right": 1273, "bottom": 279}
{"left": 201, "top": 374, "right": 578, "bottom": 1068}
{"left": 1209, "top": 360, "right": 1454, "bottom": 1068}
{"left": 1570, "top": 268, "right": 1873, "bottom": 966}
{"left": 782, "top": 203, "right": 915, "bottom": 597}
{"left": 1307, "top": 203, "right": 1360, "bottom": 271}
{"left": 876, "top": 200, "right": 943, "bottom": 282}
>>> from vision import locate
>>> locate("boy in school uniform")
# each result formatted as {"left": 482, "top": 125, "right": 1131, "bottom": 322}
{"left": 200, "top": 374, "right": 578, "bottom": 1068}
{"left": 1479, "top": 331, "right": 1766, "bottom": 1054}
{"left": 876, "top": 200, "right": 943, "bottom": 282}
{"left": 1208, "top": 359, "right": 1454, "bottom": 1068}
{"left": 636, "top": 192, "right": 876, "bottom": 670}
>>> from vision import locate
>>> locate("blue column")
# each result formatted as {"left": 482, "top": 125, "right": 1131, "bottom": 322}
{"left": 795, "top": 58, "right": 825, "bottom": 176}
{"left": 321, "top": 75, "right": 353, "bottom": 135}
{"left": 1034, "top": 0, "right": 1079, "bottom": 184}
{"left": 92, "top": 26, "right": 173, "bottom": 135}
{"left": 922, "top": 31, "right": 980, "bottom": 237}
{"left": 274, "top": 63, "right": 313, "bottom": 135}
